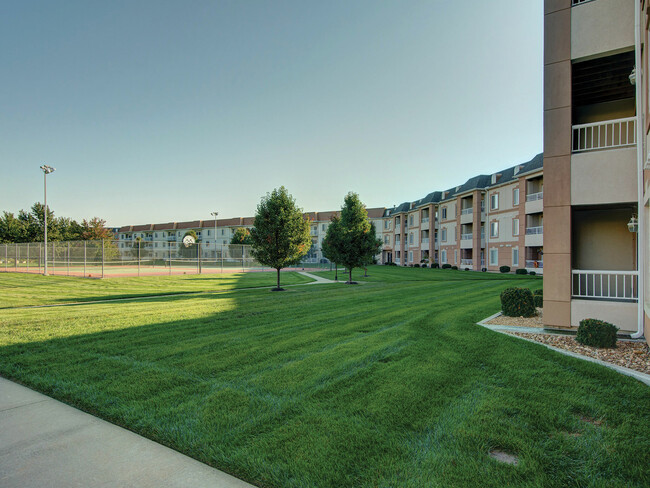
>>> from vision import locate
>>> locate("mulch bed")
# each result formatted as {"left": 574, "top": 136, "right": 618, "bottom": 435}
{"left": 486, "top": 308, "right": 544, "bottom": 328}
{"left": 504, "top": 331, "right": 650, "bottom": 375}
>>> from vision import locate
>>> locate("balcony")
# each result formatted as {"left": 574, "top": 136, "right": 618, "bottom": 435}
{"left": 526, "top": 192, "right": 543, "bottom": 202}
{"left": 460, "top": 233, "right": 473, "bottom": 240}
{"left": 572, "top": 117, "right": 635, "bottom": 153}
{"left": 526, "top": 226, "right": 543, "bottom": 235}
{"left": 167, "top": 236, "right": 177, "bottom": 242}
{"left": 420, "top": 238, "right": 429, "bottom": 246}
{"left": 421, "top": 218, "right": 429, "bottom": 226}
{"left": 525, "top": 192, "right": 543, "bottom": 214}
{"left": 525, "top": 260, "right": 543, "bottom": 269}
{"left": 461, "top": 208, "right": 473, "bottom": 215}
{"left": 572, "top": 270, "right": 638, "bottom": 301}
{"left": 460, "top": 259, "right": 473, "bottom": 266}
{"left": 525, "top": 226, "right": 543, "bottom": 247}
{"left": 460, "top": 208, "right": 473, "bottom": 225}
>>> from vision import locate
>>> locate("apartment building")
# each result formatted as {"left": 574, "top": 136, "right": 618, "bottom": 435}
{"left": 116, "top": 209, "right": 386, "bottom": 263}
{"left": 381, "top": 154, "right": 544, "bottom": 273}
{"left": 543, "top": 0, "right": 647, "bottom": 339}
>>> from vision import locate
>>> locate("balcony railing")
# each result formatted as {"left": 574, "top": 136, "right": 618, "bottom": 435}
{"left": 460, "top": 233, "right": 473, "bottom": 240}
{"left": 461, "top": 208, "right": 473, "bottom": 215}
{"left": 526, "top": 226, "right": 543, "bottom": 235}
{"left": 526, "top": 191, "right": 543, "bottom": 202}
{"left": 572, "top": 117, "right": 636, "bottom": 153}
{"left": 572, "top": 270, "right": 638, "bottom": 301}
{"left": 421, "top": 218, "right": 429, "bottom": 225}
{"left": 525, "top": 260, "right": 543, "bottom": 269}
{"left": 461, "top": 259, "right": 473, "bottom": 266}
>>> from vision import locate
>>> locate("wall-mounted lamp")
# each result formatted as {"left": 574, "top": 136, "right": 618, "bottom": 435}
{"left": 627, "top": 215, "right": 638, "bottom": 233}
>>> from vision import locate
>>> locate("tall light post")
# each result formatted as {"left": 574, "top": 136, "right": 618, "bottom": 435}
{"left": 40, "top": 165, "right": 56, "bottom": 275}
{"left": 211, "top": 211, "right": 218, "bottom": 265}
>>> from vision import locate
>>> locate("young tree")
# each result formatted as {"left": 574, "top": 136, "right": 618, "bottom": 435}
{"left": 230, "top": 227, "right": 253, "bottom": 245}
{"left": 250, "top": 187, "right": 311, "bottom": 291}
{"left": 326, "top": 192, "right": 382, "bottom": 284}
{"left": 81, "top": 217, "right": 114, "bottom": 241}
{"left": 321, "top": 215, "right": 344, "bottom": 280}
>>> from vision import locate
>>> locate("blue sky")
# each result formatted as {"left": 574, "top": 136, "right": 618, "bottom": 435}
{"left": 1, "top": 1, "right": 543, "bottom": 226}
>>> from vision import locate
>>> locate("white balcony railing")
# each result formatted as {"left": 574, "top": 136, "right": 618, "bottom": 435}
{"left": 421, "top": 218, "right": 430, "bottom": 225}
{"left": 572, "top": 117, "right": 636, "bottom": 153}
{"left": 526, "top": 191, "right": 543, "bottom": 202}
{"left": 460, "top": 233, "right": 473, "bottom": 240}
{"left": 461, "top": 208, "right": 473, "bottom": 215}
{"left": 421, "top": 238, "right": 430, "bottom": 245}
{"left": 525, "top": 260, "right": 543, "bottom": 269}
{"left": 461, "top": 259, "right": 473, "bottom": 266}
{"left": 572, "top": 270, "right": 638, "bottom": 301}
{"left": 526, "top": 226, "right": 543, "bottom": 235}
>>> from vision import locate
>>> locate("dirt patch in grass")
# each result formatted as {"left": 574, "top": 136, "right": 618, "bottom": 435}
{"left": 505, "top": 331, "right": 650, "bottom": 375}
{"left": 489, "top": 449, "right": 518, "bottom": 465}
{"left": 486, "top": 308, "right": 543, "bottom": 328}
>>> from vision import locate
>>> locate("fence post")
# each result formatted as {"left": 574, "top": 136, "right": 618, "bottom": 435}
{"left": 101, "top": 240, "right": 105, "bottom": 278}
{"left": 39, "top": 243, "right": 42, "bottom": 273}
{"left": 52, "top": 242, "right": 55, "bottom": 275}
{"left": 84, "top": 241, "right": 87, "bottom": 277}
{"left": 198, "top": 242, "right": 201, "bottom": 274}
{"left": 242, "top": 245, "right": 245, "bottom": 271}
{"left": 169, "top": 242, "right": 172, "bottom": 276}
{"left": 138, "top": 240, "right": 141, "bottom": 277}
{"left": 221, "top": 244, "right": 224, "bottom": 273}
{"left": 67, "top": 242, "right": 70, "bottom": 276}
{"left": 15, "top": 243, "right": 18, "bottom": 271}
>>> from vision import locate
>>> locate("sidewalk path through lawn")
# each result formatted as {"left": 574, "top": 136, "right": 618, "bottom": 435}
{"left": 0, "top": 377, "right": 256, "bottom": 488}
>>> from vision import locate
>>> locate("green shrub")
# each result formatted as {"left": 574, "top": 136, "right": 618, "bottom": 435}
{"left": 533, "top": 289, "right": 543, "bottom": 308}
{"left": 499, "top": 266, "right": 511, "bottom": 273}
{"left": 515, "top": 268, "right": 528, "bottom": 275}
{"left": 481, "top": 268, "right": 487, "bottom": 272}
{"left": 576, "top": 319, "right": 618, "bottom": 348}
{"left": 529, "top": 271, "right": 536, "bottom": 276}
{"left": 451, "top": 265, "right": 458, "bottom": 270}
{"left": 421, "top": 264, "right": 428, "bottom": 268}
{"left": 500, "top": 287, "right": 536, "bottom": 317}
{"left": 432, "top": 263, "right": 440, "bottom": 269}
{"left": 413, "top": 263, "right": 420, "bottom": 268}
{"left": 442, "top": 263, "right": 452, "bottom": 269}
{"left": 464, "top": 267, "right": 470, "bottom": 271}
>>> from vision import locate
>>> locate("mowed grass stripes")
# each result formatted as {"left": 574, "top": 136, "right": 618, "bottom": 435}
{"left": 0, "top": 268, "right": 648, "bottom": 487}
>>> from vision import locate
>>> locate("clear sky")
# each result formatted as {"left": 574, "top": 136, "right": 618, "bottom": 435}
{"left": 1, "top": 0, "right": 543, "bottom": 226}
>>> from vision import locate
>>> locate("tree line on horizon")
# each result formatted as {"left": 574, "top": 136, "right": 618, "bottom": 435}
{"left": 0, "top": 203, "right": 113, "bottom": 244}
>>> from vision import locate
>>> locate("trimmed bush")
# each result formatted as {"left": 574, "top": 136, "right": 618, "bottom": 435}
{"left": 413, "top": 263, "right": 420, "bottom": 268}
{"left": 529, "top": 271, "right": 536, "bottom": 276}
{"left": 451, "top": 266, "right": 458, "bottom": 270}
{"left": 441, "top": 263, "right": 452, "bottom": 269}
{"left": 500, "top": 287, "right": 536, "bottom": 317}
{"left": 515, "top": 268, "right": 528, "bottom": 275}
{"left": 576, "top": 319, "right": 618, "bottom": 348}
{"left": 499, "top": 266, "right": 511, "bottom": 273}
{"left": 533, "top": 289, "right": 543, "bottom": 308}
{"left": 432, "top": 262, "right": 440, "bottom": 269}
{"left": 421, "top": 264, "right": 428, "bottom": 268}
{"left": 481, "top": 268, "right": 487, "bottom": 272}
{"left": 464, "top": 268, "right": 470, "bottom": 271}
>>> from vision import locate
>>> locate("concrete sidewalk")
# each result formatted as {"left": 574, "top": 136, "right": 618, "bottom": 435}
{"left": 0, "top": 377, "right": 256, "bottom": 488}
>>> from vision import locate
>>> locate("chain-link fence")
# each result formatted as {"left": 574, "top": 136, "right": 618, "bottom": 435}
{"left": 0, "top": 240, "right": 332, "bottom": 278}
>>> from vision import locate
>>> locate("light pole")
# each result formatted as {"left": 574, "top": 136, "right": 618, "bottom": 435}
{"left": 211, "top": 211, "right": 218, "bottom": 265}
{"left": 40, "top": 165, "right": 56, "bottom": 275}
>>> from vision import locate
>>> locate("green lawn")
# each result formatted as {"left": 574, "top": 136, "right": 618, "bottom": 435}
{"left": 0, "top": 271, "right": 313, "bottom": 308}
{"left": 0, "top": 267, "right": 648, "bottom": 487}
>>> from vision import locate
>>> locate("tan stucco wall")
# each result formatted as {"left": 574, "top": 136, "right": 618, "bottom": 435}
{"left": 572, "top": 208, "right": 637, "bottom": 270}
{"left": 571, "top": 147, "right": 638, "bottom": 205}
{"left": 571, "top": 299, "right": 637, "bottom": 333}
{"left": 571, "top": 0, "right": 634, "bottom": 61}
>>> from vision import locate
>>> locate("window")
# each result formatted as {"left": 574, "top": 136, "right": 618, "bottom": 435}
{"left": 454, "top": 250, "right": 457, "bottom": 265}
{"left": 322, "top": 224, "right": 326, "bottom": 231}
{"left": 409, "top": 233, "right": 414, "bottom": 245}
{"left": 207, "top": 230, "right": 211, "bottom": 236}
{"left": 155, "top": 242, "right": 158, "bottom": 248}
{"left": 512, "top": 248, "right": 519, "bottom": 267}
{"left": 409, "top": 215, "right": 414, "bottom": 226}
{"left": 221, "top": 229, "right": 225, "bottom": 235}
{"left": 490, "top": 193, "right": 499, "bottom": 210}
{"left": 384, "top": 235, "right": 390, "bottom": 244}
{"left": 513, "top": 188, "right": 519, "bottom": 206}
{"left": 513, "top": 218, "right": 519, "bottom": 236}
{"left": 489, "top": 248, "right": 498, "bottom": 266}
{"left": 409, "top": 251, "right": 413, "bottom": 262}
{"left": 155, "top": 233, "right": 158, "bottom": 238}
{"left": 441, "top": 228, "right": 447, "bottom": 242}
{"left": 490, "top": 222, "right": 499, "bottom": 238}
{"left": 441, "top": 249, "right": 447, "bottom": 263}
{"left": 442, "top": 207, "right": 447, "bottom": 219}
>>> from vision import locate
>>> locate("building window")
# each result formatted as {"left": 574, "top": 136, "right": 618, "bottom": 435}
{"left": 490, "top": 193, "right": 499, "bottom": 210}
{"left": 513, "top": 218, "right": 519, "bottom": 236}
{"left": 490, "top": 221, "right": 499, "bottom": 238}
{"left": 207, "top": 230, "right": 211, "bottom": 236}
{"left": 409, "top": 215, "right": 414, "bottom": 226}
{"left": 489, "top": 248, "right": 498, "bottom": 266}
{"left": 441, "top": 228, "right": 447, "bottom": 242}
{"left": 442, "top": 207, "right": 447, "bottom": 219}
{"left": 155, "top": 233, "right": 158, "bottom": 238}
{"left": 221, "top": 229, "right": 225, "bottom": 235}
{"left": 512, "top": 248, "right": 519, "bottom": 267}
{"left": 154, "top": 242, "right": 158, "bottom": 248}
{"left": 322, "top": 224, "right": 326, "bottom": 231}
{"left": 454, "top": 250, "right": 457, "bottom": 265}
{"left": 384, "top": 235, "right": 390, "bottom": 244}
{"left": 441, "top": 249, "right": 447, "bottom": 263}
{"left": 409, "top": 251, "right": 413, "bottom": 262}
{"left": 513, "top": 188, "right": 519, "bottom": 206}
{"left": 409, "top": 233, "right": 414, "bottom": 245}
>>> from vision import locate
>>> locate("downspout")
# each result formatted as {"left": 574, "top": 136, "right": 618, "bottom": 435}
{"left": 633, "top": 0, "right": 645, "bottom": 339}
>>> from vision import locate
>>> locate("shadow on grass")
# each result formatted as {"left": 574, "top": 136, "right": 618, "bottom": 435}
{"left": 1, "top": 276, "right": 648, "bottom": 488}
